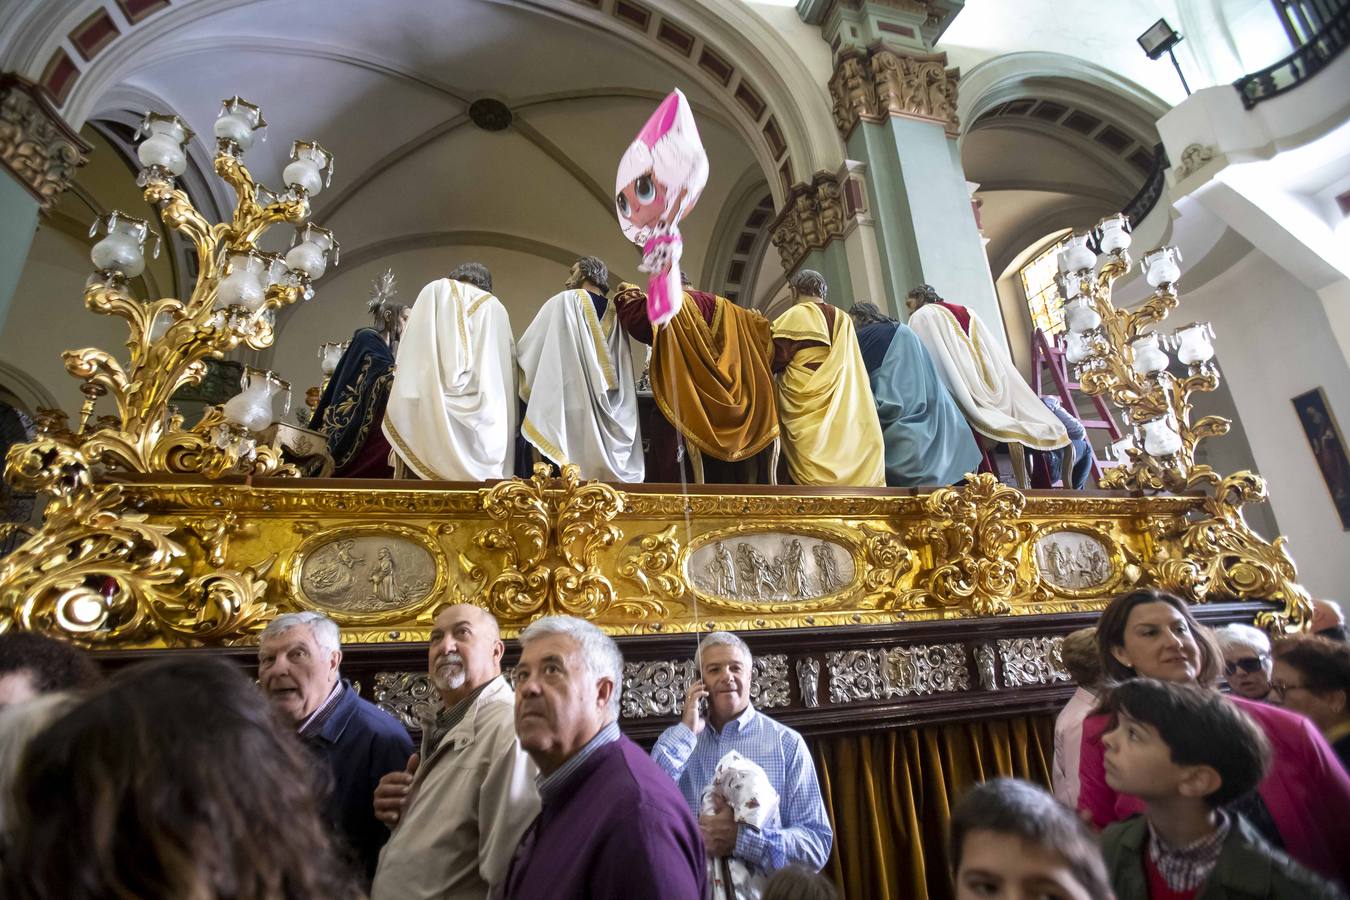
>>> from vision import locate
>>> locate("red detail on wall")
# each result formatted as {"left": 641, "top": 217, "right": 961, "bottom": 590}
{"left": 698, "top": 47, "right": 733, "bottom": 85}
{"left": 656, "top": 20, "right": 694, "bottom": 55}
{"left": 844, "top": 178, "right": 864, "bottom": 218}
{"left": 115, "top": 0, "right": 171, "bottom": 25}
{"left": 40, "top": 49, "right": 79, "bottom": 106}
{"left": 878, "top": 22, "right": 915, "bottom": 38}
{"left": 71, "top": 8, "right": 121, "bottom": 62}
{"left": 613, "top": 0, "right": 651, "bottom": 30}
{"left": 735, "top": 82, "right": 766, "bottom": 120}
{"left": 763, "top": 118, "right": 786, "bottom": 158}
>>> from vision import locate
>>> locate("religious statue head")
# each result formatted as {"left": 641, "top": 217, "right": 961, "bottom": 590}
{"left": 367, "top": 268, "right": 409, "bottom": 352}
{"left": 788, "top": 269, "right": 828, "bottom": 303}
{"left": 848, "top": 301, "right": 896, "bottom": 328}
{"left": 448, "top": 262, "right": 493, "bottom": 294}
{"left": 614, "top": 89, "right": 708, "bottom": 246}
{"left": 566, "top": 256, "right": 610, "bottom": 295}
{"left": 905, "top": 283, "right": 943, "bottom": 314}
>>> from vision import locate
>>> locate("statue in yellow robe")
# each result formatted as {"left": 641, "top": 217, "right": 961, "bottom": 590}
{"left": 771, "top": 270, "right": 885, "bottom": 487}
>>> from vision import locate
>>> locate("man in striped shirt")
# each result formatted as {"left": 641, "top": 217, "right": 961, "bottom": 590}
{"left": 651, "top": 631, "right": 833, "bottom": 878}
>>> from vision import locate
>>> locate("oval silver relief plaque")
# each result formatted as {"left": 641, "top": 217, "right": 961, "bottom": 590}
{"left": 1035, "top": 531, "right": 1113, "bottom": 591}
{"left": 688, "top": 532, "right": 855, "bottom": 601}
{"left": 298, "top": 533, "right": 437, "bottom": 614}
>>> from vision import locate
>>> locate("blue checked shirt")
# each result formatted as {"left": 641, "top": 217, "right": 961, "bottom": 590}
{"left": 651, "top": 704, "right": 832, "bottom": 874}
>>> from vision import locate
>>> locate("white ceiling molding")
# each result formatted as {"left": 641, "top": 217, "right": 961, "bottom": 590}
{"left": 698, "top": 163, "right": 771, "bottom": 298}
{"left": 958, "top": 51, "right": 1170, "bottom": 137}
{"left": 314, "top": 112, "right": 474, "bottom": 226}
{"left": 975, "top": 177, "right": 1132, "bottom": 207}
{"left": 318, "top": 87, "right": 738, "bottom": 229}
{"left": 503, "top": 118, "right": 614, "bottom": 217}
{"left": 17, "top": 0, "right": 843, "bottom": 212}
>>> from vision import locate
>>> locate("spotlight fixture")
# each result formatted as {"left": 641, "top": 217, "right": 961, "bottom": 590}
{"left": 1137, "top": 18, "right": 1191, "bottom": 95}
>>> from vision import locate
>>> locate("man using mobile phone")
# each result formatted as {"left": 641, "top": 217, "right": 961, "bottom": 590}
{"left": 650, "top": 631, "right": 832, "bottom": 880}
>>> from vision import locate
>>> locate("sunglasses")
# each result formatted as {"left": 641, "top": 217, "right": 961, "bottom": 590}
{"left": 1224, "top": 655, "right": 1268, "bottom": 676}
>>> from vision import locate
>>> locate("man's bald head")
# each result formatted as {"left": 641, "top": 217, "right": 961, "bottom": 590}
{"left": 428, "top": 604, "right": 505, "bottom": 701}
{"left": 1312, "top": 599, "right": 1347, "bottom": 642}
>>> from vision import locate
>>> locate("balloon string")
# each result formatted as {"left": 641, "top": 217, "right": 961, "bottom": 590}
{"left": 654, "top": 316, "right": 702, "bottom": 663}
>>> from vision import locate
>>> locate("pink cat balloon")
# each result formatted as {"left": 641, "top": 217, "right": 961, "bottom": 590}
{"left": 615, "top": 89, "right": 709, "bottom": 327}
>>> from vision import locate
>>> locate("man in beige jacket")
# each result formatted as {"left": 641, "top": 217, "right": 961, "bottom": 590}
{"left": 369, "top": 604, "right": 539, "bottom": 899}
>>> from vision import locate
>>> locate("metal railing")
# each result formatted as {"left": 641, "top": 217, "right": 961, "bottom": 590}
{"left": 1236, "top": 0, "right": 1349, "bottom": 108}
{"left": 1122, "top": 143, "right": 1168, "bottom": 228}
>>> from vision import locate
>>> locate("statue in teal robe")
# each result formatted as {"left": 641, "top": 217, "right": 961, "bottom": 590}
{"left": 848, "top": 302, "right": 981, "bottom": 487}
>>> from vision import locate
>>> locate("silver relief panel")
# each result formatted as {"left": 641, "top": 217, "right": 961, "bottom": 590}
{"left": 998, "top": 636, "right": 1072, "bottom": 688}
{"left": 1034, "top": 531, "right": 1112, "bottom": 591}
{"left": 374, "top": 671, "right": 441, "bottom": 729}
{"left": 688, "top": 533, "right": 855, "bottom": 601}
{"left": 751, "top": 654, "right": 791, "bottom": 709}
{"left": 619, "top": 654, "right": 791, "bottom": 719}
{"left": 300, "top": 535, "right": 437, "bottom": 613}
{"left": 622, "top": 660, "right": 697, "bottom": 720}
{"left": 826, "top": 643, "right": 971, "bottom": 704}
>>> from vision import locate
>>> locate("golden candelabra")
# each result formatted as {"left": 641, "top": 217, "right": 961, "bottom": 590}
{"left": 1059, "top": 217, "right": 1309, "bottom": 630}
{"left": 66, "top": 106, "right": 336, "bottom": 479}
{"left": 0, "top": 98, "right": 336, "bottom": 644}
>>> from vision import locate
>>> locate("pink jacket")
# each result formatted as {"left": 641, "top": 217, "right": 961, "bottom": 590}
{"left": 1078, "top": 694, "right": 1350, "bottom": 885}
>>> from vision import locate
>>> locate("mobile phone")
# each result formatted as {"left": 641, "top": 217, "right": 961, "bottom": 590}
{"left": 698, "top": 695, "right": 709, "bottom": 717}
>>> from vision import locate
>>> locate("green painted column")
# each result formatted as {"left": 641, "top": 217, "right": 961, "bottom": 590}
{"left": 847, "top": 116, "right": 1003, "bottom": 342}
{"left": 0, "top": 171, "right": 40, "bottom": 336}
{"left": 0, "top": 76, "right": 90, "bottom": 338}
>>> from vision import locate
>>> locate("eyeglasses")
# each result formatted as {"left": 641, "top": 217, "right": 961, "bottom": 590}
{"left": 1270, "top": 680, "right": 1310, "bottom": 701}
{"left": 1223, "top": 655, "right": 1268, "bottom": 676}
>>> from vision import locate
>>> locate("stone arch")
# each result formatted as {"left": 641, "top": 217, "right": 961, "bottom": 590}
{"left": 0, "top": 0, "right": 843, "bottom": 210}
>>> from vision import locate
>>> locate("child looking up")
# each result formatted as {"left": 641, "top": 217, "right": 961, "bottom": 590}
{"left": 1099, "top": 678, "right": 1343, "bottom": 899}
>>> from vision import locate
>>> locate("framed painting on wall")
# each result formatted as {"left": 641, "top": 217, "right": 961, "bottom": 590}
{"left": 1293, "top": 387, "right": 1350, "bottom": 530}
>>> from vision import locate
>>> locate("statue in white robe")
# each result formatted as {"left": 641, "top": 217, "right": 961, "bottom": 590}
{"left": 517, "top": 257, "right": 644, "bottom": 483}
{"left": 381, "top": 264, "right": 518, "bottom": 481}
{"left": 905, "top": 283, "right": 1069, "bottom": 452}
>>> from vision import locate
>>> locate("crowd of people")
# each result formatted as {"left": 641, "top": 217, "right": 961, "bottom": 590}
{"left": 312, "top": 260, "right": 1085, "bottom": 489}
{"left": 2, "top": 592, "right": 1348, "bottom": 898}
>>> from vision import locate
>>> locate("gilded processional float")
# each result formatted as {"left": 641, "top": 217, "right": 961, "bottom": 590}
{"left": 0, "top": 98, "right": 1307, "bottom": 740}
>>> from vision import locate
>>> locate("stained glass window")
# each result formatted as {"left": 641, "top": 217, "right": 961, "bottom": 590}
{"left": 1020, "top": 236, "right": 1069, "bottom": 336}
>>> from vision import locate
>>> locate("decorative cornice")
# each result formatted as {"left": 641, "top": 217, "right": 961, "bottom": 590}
{"left": 0, "top": 73, "right": 90, "bottom": 209}
{"left": 827, "top": 45, "right": 960, "bottom": 140}
{"left": 769, "top": 171, "right": 848, "bottom": 272}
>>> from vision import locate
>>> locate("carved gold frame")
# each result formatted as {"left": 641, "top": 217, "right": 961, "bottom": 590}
{"left": 284, "top": 523, "right": 450, "bottom": 626}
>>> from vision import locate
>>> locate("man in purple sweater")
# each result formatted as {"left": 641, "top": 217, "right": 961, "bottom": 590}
{"left": 499, "top": 615, "right": 707, "bottom": 899}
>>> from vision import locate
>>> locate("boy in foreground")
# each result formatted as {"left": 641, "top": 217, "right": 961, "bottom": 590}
{"left": 1099, "top": 678, "right": 1343, "bottom": 899}
{"left": 949, "top": 777, "right": 1111, "bottom": 900}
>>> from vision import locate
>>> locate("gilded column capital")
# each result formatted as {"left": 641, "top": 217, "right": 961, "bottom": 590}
{"left": 0, "top": 74, "right": 91, "bottom": 210}
{"left": 769, "top": 172, "right": 849, "bottom": 273}
{"left": 828, "top": 45, "right": 960, "bottom": 139}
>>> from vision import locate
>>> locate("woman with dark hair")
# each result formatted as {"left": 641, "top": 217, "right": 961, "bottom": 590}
{"left": 1079, "top": 589, "right": 1350, "bottom": 885}
{"left": 0, "top": 656, "right": 364, "bottom": 900}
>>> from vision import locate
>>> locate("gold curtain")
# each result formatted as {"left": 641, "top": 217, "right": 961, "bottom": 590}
{"left": 809, "top": 714, "right": 1057, "bottom": 900}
